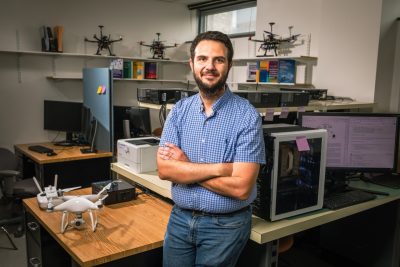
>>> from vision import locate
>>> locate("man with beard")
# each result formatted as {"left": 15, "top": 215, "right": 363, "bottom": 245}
{"left": 157, "top": 31, "right": 265, "bottom": 267}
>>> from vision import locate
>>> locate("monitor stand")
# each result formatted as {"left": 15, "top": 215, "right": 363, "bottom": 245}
{"left": 54, "top": 132, "right": 75, "bottom": 146}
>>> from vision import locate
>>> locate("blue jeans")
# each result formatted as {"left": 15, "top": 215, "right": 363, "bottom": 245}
{"left": 163, "top": 205, "right": 252, "bottom": 267}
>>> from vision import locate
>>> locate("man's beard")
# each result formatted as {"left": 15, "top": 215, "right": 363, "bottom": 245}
{"left": 193, "top": 70, "right": 228, "bottom": 98}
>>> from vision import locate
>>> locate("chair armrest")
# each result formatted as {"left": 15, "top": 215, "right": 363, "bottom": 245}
{"left": 0, "top": 170, "right": 20, "bottom": 177}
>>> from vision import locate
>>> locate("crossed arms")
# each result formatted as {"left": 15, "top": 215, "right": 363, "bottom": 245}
{"left": 157, "top": 142, "right": 260, "bottom": 201}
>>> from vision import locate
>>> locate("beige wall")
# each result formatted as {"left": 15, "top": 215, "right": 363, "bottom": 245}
{"left": 256, "top": 0, "right": 382, "bottom": 102}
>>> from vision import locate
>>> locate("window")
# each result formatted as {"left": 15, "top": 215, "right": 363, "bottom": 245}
{"left": 190, "top": 1, "right": 257, "bottom": 37}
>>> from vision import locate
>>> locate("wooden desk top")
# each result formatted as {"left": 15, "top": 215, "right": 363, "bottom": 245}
{"left": 250, "top": 181, "right": 400, "bottom": 244}
{"left": 15, "top": 142, "right": 113, "bottom": 164}
{"left": 23, "top": 187, "right": 172, "bottom": 267}
{"left": 111, "top": 164, "right": 400, "bottom": 245}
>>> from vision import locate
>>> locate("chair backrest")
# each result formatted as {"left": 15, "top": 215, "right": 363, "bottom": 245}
{"left": 0, "top": 148, "right": 18, "bottom": 172}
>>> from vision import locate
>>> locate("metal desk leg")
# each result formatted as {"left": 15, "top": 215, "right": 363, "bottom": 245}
{"left": 259, "top": 240, "right": 279, "bottom": 267}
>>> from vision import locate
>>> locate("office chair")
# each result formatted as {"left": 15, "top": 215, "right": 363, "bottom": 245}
{"left": 0, "top": 147, "right": 39, "bottom": 250}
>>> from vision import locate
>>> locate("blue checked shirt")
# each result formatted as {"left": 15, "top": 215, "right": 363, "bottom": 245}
{"left": 159, "top": 87, "right": 266, "bottom": 213}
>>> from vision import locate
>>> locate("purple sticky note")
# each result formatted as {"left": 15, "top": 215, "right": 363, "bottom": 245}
{"left": 279, "top": 107, "right": 289, "bottom": 118}
{"left": 101, "top": 85, "right": 106, "bottom": 94}
{"left": 264, "top": 108, "right": 274, "bottom": 121}
{"left": 296, "top": 136, "right": 310, "bottom": 152}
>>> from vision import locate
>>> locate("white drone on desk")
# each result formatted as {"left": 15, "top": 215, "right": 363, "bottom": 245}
{"left": 33, "top": 175, "right": 116, "bottom": 233}
{"left": 54, "top": 182, "right": 114, "bottom": 233}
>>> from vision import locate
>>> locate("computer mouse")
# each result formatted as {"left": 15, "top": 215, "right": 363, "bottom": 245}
{"left": 47, "top": 151, "right": 57, "bottom": 156}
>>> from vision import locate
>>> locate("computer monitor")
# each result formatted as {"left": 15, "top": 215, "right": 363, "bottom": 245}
{"left": 43, "top": 100, "right": 82, "bottom": 145}
{"left": 113, "top": 105, "right": 131, "bottom": 140}
{"left": 127, "top": 107, "right": 152, "bottom": 137}
{"left": 80, "top": 106, "right": 98, "bottom": 154}
{"left": 298, "top": 112, "right": 399, "bottom": 174}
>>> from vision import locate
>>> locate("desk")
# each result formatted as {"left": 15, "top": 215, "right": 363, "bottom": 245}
{"left": 111, "top": 163, "right": 400, "bottom": 267}
{"left": 15, "top": 143, "right": 113, "bottom": 188}
{"left": 23, "top": 187, "right": 172, "bottom": 267}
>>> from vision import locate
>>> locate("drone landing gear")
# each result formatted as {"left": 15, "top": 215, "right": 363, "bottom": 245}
{"left": 60, "top": 210, "right": 98, "bottom": 233}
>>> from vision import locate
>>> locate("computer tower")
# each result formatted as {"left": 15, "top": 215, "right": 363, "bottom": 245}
{"left": 253, "top": 124, "right": 327, "bottom": 221}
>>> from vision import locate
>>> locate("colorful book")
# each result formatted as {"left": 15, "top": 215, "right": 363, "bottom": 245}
{"left": 133, "top": 61, "right": 144, "bottom": 80}
{"left": 145, "top": 62, "right": 157, "bottom": 79}
{"left": 256, "top": 60, "right": 269, "bottom": 83}
{"left": 268, "top": 60, "right": 279, "bottom": 83}
{"left": 110, "top": 58, "right": 123, "bottom": 78}
{"left": 278, "top": 59, "right": 296, "bottom": 84}
{"left": 123, "top": 61, "right": 133, "bottom": 79}
{"left": 246, "top": 62, "right": 257, "bottom": 82}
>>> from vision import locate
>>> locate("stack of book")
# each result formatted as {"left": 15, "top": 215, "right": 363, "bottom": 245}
{"left": 251, "top": 59, "right": 296, "bottom": 84}
{"left": 123, "top": 61, "right": 145, "bottom": 79}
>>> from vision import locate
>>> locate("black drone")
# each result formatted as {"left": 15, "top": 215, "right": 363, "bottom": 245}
{"left": 85, "top": 25, "right": 123, "bottom": 56}
{"left": 139, "top": 33, "right": 178, "bottom": 60}
{"left": 249, "top": 22, "right": 301, "bottom": 57}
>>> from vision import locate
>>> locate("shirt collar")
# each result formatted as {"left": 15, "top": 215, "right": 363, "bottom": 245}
{"left": 194, "top": 85, "right": 233, "bottom": 115}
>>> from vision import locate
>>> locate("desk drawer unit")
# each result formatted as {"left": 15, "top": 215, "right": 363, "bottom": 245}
{"left": 25, "top": 212, "right": 71, "bottom": 267}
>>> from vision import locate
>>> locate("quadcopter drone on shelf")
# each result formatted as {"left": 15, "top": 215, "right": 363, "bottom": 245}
{"left": 249, "top": 22, "right": 301, "bottom": 57}
{"left": 84, "top": 25, "right": 123, "bottom": 56}
{"left": 33, "top": 175, "right": 116, "bottom": 233}
{"left": 139, "top": 33, "right": 178, "bottom": 60}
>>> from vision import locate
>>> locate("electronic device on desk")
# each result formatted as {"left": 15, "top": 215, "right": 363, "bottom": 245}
{"left": 252, "top": 124, "right": 327, "bottom": 221}
{"left": 33, "top": 175, "right": 113, "bottom": 233}
{"left": 80, "top": 111, "right": 98, "bottom": 154}
{"left": 280, "top": 88, "right": 328, "bottom": 101}
{"left": 279, "top": 91, "right": 310, "bottom": 107}
{"left": 92, "top": 179, "right": 136, "bottom": 205}
{"left": 174, "top": 89, "right": 197, "bottom": 102}
{"left": 323, "top": 189, "right": 377, "bottom": 210}
{"left": 28, "top": 145, "right": 54, "bottom": 154}
{"left": 234, "top": 91, "right": 281, "bottom": 108}
{"left": 44, "top": 100, "right": 83, "bottom": 146}
{"left": 137, "top": 88, "right": 176, "bottom": 104}
{"left": 117, "top": 137, "right": 160, "bottom": 173}
{"left": 299, "top": 112, "right": 399, "bottom": 208}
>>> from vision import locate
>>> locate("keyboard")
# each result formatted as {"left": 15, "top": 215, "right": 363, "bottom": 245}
{"left": 28, "top": 145, "right": 53, "bottom": 154}
{"left": 367, "top": 173, "right": 400, "bottom": 189}
{"left": 323, "top": 190, "right": 377, "bottom": 210}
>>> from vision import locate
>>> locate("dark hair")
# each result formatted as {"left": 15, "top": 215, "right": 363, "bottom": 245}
{"left": 190, "top": 31, "right": 234, "bottom": 65}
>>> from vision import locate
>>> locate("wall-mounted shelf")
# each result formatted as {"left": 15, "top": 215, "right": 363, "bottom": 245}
{"left": 46, "top": 75, "right": 190, "bottom": 84}
{"left": 139, "top": 100, "right": 375, "bottom": 113}
{"left": 232, "top": 55, "right": 317, "bottom": 64}
{"left": 0, "top": 49, "right": 189, "bottom": 83}
{"left": 0, "top": 49, "right": 188, "bottom": 63}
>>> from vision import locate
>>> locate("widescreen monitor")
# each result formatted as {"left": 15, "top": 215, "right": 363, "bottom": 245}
{"left": 43, "top": 100, "right": 82, "bottom": 145}
{"left": 298, "top": 112, "right": 399, "bottom": 174}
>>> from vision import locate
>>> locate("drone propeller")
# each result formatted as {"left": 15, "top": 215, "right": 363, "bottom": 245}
{"left": 60, "top": 186, "right": 81, "bottom": 193}
{"left": 264, "top": 31, "right": 279, "bottom": 37}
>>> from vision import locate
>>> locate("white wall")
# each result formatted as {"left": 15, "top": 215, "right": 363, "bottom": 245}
{"left": 256, "top": 0, "right": 382, "bottom": 102}
{"left": 374, "top": 0, "right": 400, "bottom": 112}
{"left": 0, "top": 0, "right": 195, "bottom": 151}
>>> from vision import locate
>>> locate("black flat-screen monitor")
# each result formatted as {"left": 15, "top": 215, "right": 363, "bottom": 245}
{"left": 298, "top": 112, "right": 399, "bottom": 173}
{"left": 128, "top": 107, "right": 151, "bottom": 137}
{"left": 44, "top": 100, "right": 82, "bottom": 145}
